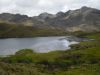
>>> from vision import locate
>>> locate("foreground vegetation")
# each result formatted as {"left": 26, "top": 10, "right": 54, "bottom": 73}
{"left": 0, "top": 32, "right": 100, "bottom": 75}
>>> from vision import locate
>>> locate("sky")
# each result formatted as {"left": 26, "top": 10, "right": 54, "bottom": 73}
{"left": 0, "top": 0, "right": 100, "bottom": 17}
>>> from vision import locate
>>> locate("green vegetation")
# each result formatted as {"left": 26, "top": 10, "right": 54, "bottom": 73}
{"left": 0, "top": 32, "right": 100, "bottom": 75}
{"left": 0, "top": 22, "right": 67, "bottom": 38}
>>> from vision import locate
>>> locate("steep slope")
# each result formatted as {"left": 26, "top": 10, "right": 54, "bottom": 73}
{"left": 46, "top": 6, "right": 100, "bottom": 32}
{"left": 0, "top": 6, "right": 100, "bottom": 33}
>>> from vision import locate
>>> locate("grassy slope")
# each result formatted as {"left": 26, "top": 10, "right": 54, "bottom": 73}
{"left": 0, "top": 32, "right": 100, "bottom": 75}
{"left": 0, "top": 22, "right": 67, "bottom": 38}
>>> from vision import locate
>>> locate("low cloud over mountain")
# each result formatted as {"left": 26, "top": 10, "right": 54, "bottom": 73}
{"left": 0, "top": 0, "right": 100, "bottom": 16}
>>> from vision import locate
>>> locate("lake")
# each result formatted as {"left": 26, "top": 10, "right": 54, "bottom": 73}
{"left": 0, "top": 37, "right": 78, "bottom": 55}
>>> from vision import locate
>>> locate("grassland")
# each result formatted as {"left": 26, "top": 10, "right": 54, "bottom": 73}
{"left": 0, "top": 22, "right": 67, "bottom": 38}
{"left": 0, "top": 32, "right": 100, "bottom": 75}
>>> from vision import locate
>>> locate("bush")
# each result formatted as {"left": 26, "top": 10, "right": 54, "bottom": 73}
{"left": 15, "top": 49, "right": 34, "bottom": 55}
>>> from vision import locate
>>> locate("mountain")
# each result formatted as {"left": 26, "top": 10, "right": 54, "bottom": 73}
{"left": 38, "top": 12, "right": 56, "bottom": 19}
{"left": 45, "top": 6, "right": 100, "bottom": 32}
{"left": 0, "top": 6, "right": 100, "bottom": 33}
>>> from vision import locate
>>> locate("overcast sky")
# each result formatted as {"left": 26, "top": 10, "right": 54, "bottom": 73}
{"left": 0, "top": 0, "right": 100, "bottom": 16}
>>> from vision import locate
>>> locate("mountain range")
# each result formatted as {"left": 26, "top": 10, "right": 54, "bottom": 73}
{"left": 0, "top": 6, "right": 100, "bottom": 37}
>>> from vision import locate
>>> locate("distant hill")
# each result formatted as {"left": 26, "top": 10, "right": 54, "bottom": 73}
{"left": 0, "top": 6, "right": 100, "bottom": 37}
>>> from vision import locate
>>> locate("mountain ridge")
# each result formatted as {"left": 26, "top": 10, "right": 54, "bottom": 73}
{"left": 0, "top": 6, "right": 100, "bottom": 33}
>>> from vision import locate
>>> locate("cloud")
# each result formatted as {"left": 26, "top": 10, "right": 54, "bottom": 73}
{"left": 0, "top": 0, "right": 100, "bottom": 16}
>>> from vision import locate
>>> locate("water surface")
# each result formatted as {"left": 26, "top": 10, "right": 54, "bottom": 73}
{"left": 0, "top": 37, "right": 78, "bottom": 55}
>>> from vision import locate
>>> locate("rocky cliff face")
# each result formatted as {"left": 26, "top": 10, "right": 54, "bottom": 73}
{"left": 0, "top": 6, "right": 100, "bottom": 32}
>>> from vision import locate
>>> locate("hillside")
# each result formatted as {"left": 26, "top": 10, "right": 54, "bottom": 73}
{"left": 0, "top": 6, "right": 100, "bottom": 37}
{"left": 0, "top": 23, "right": 67, "bottom": 38}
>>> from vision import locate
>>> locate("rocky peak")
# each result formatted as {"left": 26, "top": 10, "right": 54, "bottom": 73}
{"left": 56, "top": 11, "right": 65, "bottom": 17}
{"left": 81, "top": 6, "right": 90, "bottom": 10}
{"left": 80, "top": 6, "right": 98, "bottom": 12}
{"left": 38, "top": 12, "right": 56, "bottom": 19}
{"left": 0, "top": 13, "right": 13, "bottom": 20}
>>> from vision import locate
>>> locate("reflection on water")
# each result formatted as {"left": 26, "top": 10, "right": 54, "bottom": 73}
{"left": 31, "top": 39, "right": 70, "bottom": 53}
{"left": 0, "top": 37, "right": 78, "bottom": 55}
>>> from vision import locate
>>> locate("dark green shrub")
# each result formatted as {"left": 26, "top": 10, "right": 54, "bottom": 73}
{"left": 15, "top": 49, "right": 34, "bottom": 55}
